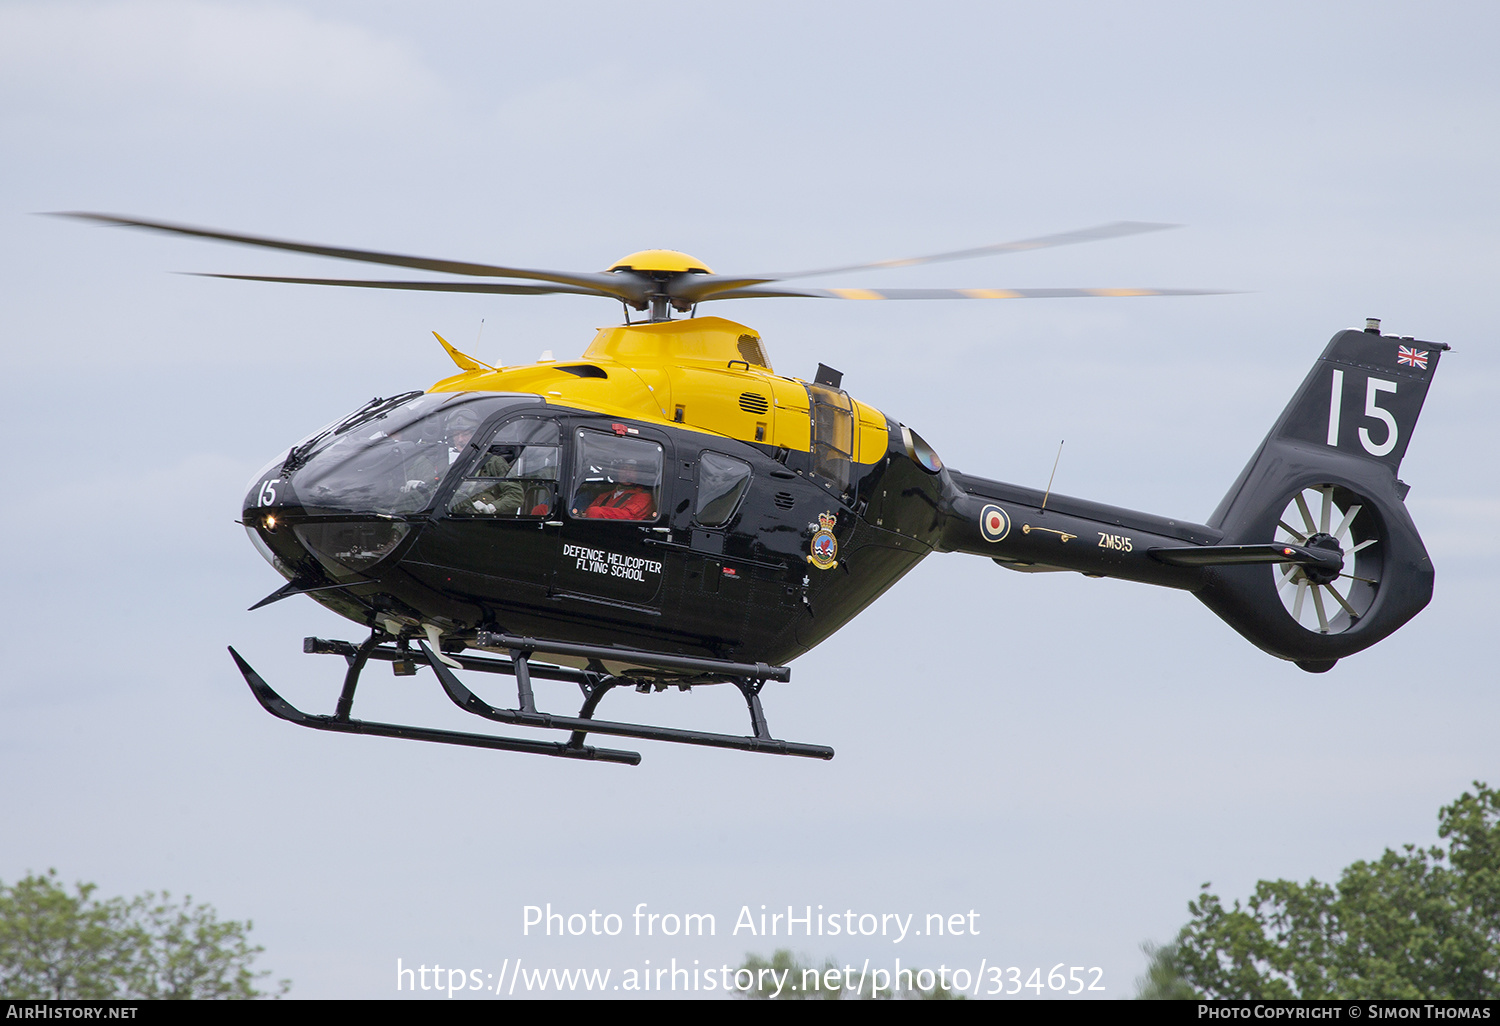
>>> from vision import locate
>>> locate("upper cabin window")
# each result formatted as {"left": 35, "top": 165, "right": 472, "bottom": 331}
{"left": 695, "top": 452, "right": 752, "bottom": 527}
{"left": 805, "top": 383, "right": 856, "bottom": 501}
{"left": 569, "top": 429, "right": 663, "bottom": 522}
{"left": 448, "top": 418, "right": 561, "bottom": 518}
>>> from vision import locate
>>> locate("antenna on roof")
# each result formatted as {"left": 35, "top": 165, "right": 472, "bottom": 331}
{"left": 1040, "top": 440, "right": 1064, "bottom": 512}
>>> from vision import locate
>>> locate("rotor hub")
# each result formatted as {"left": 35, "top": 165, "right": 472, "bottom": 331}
{"left": 605, "top": 251, "right": 715, "bottom": 320}
{"left": 608, "top": 250, "right": 713, "bottom": 275}
{"left": 1301, "top": 532, "right": 1344, "bottom": 586}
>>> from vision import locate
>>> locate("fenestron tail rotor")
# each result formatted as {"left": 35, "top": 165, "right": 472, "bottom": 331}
{"left": 54, "top": 212, "right": 1231, "bottom": 321}
{"left": 1273, "top": 485, "right": 1383, "bottom": 635}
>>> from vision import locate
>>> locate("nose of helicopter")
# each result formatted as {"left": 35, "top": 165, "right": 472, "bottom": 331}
{"left": 240, "top": 392, "right": 530, "bottom": 585}
{"left": 244, "top": 464, "right": 416, "bottom": 584}
{"left": 244, "top": 449, "right": 420, "bottom": 582}
{"left": 242, "top": 462, "right": 301, "bottom": 581}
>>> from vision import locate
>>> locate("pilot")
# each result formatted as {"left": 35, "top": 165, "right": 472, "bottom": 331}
{"left": 402, "top": 408, "right": 482, "bottom": 495}
{"left": 579, "top": 457, "right": 656, "bottom": 520}
{"left": 445, "top": 409, "right": 482, "bottom": 463}
{"left": 455, "top": 444, "right": 528, "bottom": 516}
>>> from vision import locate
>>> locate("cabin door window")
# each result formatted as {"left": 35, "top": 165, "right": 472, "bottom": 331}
{"left": 447, "top": 418, "right": 561, "bottom": 519}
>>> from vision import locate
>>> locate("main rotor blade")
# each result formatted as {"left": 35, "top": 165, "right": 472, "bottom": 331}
{"left": 672, "top": 221, "right": 1180, "bottom": 303}
{"left": 697, "top": 285, "right": 1232, "bottom": 301}
{"left": 192, "top": 273, "right": 618, "bottom": 299}
{"left": 54, "top": 212, "right": 644, "bottom": 303}
{"left": 775, "top": 221, "right": 1180, "bottom": 279}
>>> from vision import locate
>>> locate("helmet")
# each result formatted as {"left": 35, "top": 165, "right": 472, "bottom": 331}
{"left": 447, "top": 408, "right": 483, "bottom": 436}
{"left": 617, "top": 457, "right": 652, "bottom": 485}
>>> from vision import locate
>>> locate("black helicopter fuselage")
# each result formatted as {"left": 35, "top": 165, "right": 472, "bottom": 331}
{"left": 241, "top": 388, "right": 1252, "bottom": 668}
{"left": 246, "top": 392, "right": 945, "bottom": 667}
{"left": 244, "top": 321, "right": 1443, "bottom": 677}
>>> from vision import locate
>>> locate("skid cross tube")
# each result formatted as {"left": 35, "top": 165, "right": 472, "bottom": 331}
{"left": 417, "top": 642, "right": 834, "bottom": 759}
{"left": 734, "top": 679, "right": 773, "bottom": 741}
{"left": 511, "top": 648, "right": 538, "bottom": 713}
{"left": 569, "top": 678, "right": 619, "bottom": 750}
{"left": 229, "top": 643, "right": 641, "bottom": 765}
{"left": 333, "top": 633, "right": 380, "bottom": 721}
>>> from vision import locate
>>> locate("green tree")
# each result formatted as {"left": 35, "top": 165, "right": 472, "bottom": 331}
{"left": 735, "top": 949, "right": 963, "bottom": 999}
{"left": 1144, "top": 782, "right": 1500, "bottom": 999}
{"left": 0, "top": 870, "right": 288, "bottom": 999}
{"left": 1135, "top": 941, "right": 1196, "bottom": 1000}
{"left": 738, "top": 950, "right": 843, "bottom": 1000}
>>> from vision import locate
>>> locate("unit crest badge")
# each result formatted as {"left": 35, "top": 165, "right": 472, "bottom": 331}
{"left": 808, "top": 511, "right": 839, "bottom": 570}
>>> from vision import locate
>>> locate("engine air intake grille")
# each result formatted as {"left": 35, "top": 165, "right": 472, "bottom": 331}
{"left": 737, "top": 334, "right": 768, "bottom": 367}
{"left": 738, "top": 392, "right": 770, "bottom": 415}
{"left": 774, "top": 492, "right": 796, "bottom": 510}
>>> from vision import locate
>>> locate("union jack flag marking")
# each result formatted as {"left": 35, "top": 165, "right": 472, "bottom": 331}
{"left": 1397, "top": 345, "right": 1429, "bottom": 370}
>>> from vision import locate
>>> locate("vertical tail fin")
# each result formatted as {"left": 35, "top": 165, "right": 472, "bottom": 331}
{"left": 1197, "top": 324, "right": 1448, "bottom": 670}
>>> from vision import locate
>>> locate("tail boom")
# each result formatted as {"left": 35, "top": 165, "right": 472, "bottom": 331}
{"left": 931, "top": 324, "right": 1446, "bottom": 670}
{"left": 937, "top": 474, "right": 1222, "bottom": 589}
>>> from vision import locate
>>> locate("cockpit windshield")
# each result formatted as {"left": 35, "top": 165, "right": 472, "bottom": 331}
{"left": 287, "top": 393, "right": 528, "bottom": 514}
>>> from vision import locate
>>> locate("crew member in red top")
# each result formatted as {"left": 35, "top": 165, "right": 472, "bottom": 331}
{"left": 579, "top": 458, "right": 657, "bottom": 520}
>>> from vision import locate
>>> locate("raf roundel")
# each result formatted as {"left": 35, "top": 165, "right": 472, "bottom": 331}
{"left": 980, "top": 504, "right": 1011, "bottom": 543}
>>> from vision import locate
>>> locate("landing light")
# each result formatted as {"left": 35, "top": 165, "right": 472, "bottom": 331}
{"left": 263, "top": 514, "right": 278, "bottom": 530}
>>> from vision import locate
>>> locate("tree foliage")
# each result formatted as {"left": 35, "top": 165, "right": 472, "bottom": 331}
{"left": 738, "top": 950, "right": 843, "bottom": 1000}
{"left": 1135, "top": 941, "right": 1197, "bottom": 1000}
{"left": 1143, "top": 782, "right": 1500, "bottom": 999}
{"left": 736, "top": 949, "right": 962, "bottom": 1000}
{"left": 0, "top": 871, "right": 288, "bottom": 1000}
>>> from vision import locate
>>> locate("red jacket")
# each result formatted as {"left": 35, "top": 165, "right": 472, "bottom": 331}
{"left": 583, "top": 486, "right": 655, "bottom": 520}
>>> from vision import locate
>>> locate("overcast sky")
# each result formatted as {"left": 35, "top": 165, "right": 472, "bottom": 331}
{"left": 2, "top": 0, "right": 1497, "bottom": 999}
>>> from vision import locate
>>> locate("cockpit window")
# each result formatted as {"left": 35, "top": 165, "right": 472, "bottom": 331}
{"left": 569, "top": 429, "right": 662, "bottom": 522}
{"left": 449, "top": 419, "right": 561, "bottom": 518}
{"left": 289, "top": 394, "right": 520, "bottom": 514}
{"left": 280, "top": 391, "right": 424, "bottom": 474}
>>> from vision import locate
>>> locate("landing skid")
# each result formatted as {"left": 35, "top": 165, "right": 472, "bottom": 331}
{"left": 227, "top": 631, "right": 834, "bottom": 765}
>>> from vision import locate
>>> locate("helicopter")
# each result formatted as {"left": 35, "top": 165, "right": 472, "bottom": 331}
{"left": 62, "top": 213, "right": 1449, "bottom": 766}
